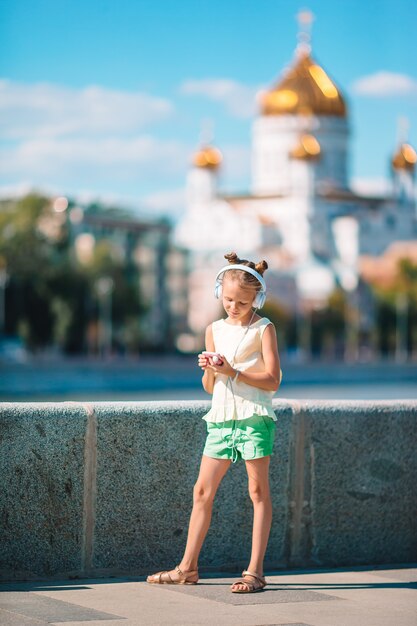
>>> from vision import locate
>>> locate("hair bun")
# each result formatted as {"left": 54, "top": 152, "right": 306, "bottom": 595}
{"left": 255, "top": 260, "right": 268, "bottom": 275}
{"left": 223, "top": 251, "right": 268, "bottom": 274}
{"left": 224, "top": 251, "right": 240, "bottom": 264}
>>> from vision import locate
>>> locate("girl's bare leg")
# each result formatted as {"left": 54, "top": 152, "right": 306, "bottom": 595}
{"left": 231, "top": 455, "right": 272, "bottom": 591}
{"left": 178, "top": 455, "right": 230, "bottom": 571}
{"left": 153, "top": 455, "right": 231, "bottom": 580}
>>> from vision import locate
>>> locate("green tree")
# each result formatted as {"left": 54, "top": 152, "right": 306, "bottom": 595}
{"left": 372, "top": 259, "right": 417, "bottom": 356}
{"left": 261, "top": 299, "right": 291, "bottom": 351}
{"left": 0, "top": 193, "right": 71, "bottom": 348}
{"left": 296, "top": 290, "right": 347, "bottom": 360}
{"left": 79, "top": 239, "right": 143, "bottom": 354}
{"left": 0, "top": 194, "right": 144, "bottom": 354}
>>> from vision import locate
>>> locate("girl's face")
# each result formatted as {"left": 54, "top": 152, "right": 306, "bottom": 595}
{"left": 222, "top": 276, "right": 257, "bottom": 324}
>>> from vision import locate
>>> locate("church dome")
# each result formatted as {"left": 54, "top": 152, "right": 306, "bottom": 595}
{"left": 391, "top": 143, "right": 416, "bottom": 172}
{"left": 290, "top": 134, "right": 321, "bottom": 160}
{"left": 260, "top": 51, "right": 347, "bottom": 118}
{"left": 192, "top": 145, "right": 223, "bottom": 170}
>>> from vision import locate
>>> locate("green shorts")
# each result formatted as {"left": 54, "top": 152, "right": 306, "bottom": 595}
{"left": 203, "top": 414, "right": 276, "bottom": 463}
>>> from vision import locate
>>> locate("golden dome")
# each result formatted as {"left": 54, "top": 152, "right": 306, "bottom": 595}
{"left": 260, "top": 51, "right": 347, "bottom": 118}
{"left": 290, "top": 134, "right": 321, "bottom": 160}
{"left": 391, "top": 143, "right": 417, "bottom": 172}
{"left": 193, "top": 145, "right": 223, "bottom": 170}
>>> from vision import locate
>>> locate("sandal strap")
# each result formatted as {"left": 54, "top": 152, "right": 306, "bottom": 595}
{"left": 149, "top": 565, "right": 199, "bottom": 584}
{"left": 233, "top": 578, "right": 253, "bottom": 590}
{"left": 241, "top": 570, "right": 266, "bottom": 585}
{"left": 175, "top": 565, "right": 198, "bottom": 576}
{"left": 162, "top": 570, "right": 174, "bottom": 583}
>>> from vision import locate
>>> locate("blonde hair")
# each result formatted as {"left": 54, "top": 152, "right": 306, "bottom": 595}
{"left": 222, "top": 251, "right": 268, "bottom": 292}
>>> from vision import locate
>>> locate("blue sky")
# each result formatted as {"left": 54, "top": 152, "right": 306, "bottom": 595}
{"left": 1, "top": 0, "right": 416, "bottom": 218}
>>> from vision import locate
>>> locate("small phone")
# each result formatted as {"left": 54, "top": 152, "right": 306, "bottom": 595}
{"left": 202, "top": 351, "right": 224, "bottom": 365}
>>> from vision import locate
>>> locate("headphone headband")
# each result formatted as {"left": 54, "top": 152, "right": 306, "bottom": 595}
{"left": 215, "top": 264, "right": 266, "bottom": 292}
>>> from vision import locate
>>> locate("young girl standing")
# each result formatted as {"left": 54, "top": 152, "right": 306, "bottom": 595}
{"left": 147, "top": 252, "right": 281, "bottom": 593}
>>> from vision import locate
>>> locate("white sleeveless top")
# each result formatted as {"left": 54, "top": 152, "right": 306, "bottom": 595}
{"left": 202, "top": 317, "right": 278, "bottom": 423}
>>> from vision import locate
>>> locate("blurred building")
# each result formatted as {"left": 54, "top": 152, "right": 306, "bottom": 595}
{"left": 174, "top": 12, "right": 416, "bottom": 348}
{"left": 71, "top": 209, "right": 189, "bottom": 351}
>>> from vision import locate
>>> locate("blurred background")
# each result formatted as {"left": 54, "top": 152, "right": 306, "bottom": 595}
{"left": 0, "top": 0, "right": 416, "bottom": 401}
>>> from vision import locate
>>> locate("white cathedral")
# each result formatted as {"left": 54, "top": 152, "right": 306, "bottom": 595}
{"left": 174, "top": 15, "right": 417, "bottom": 342}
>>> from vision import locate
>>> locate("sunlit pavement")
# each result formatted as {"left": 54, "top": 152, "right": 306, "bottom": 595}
{"left": 1, "top": 564, "right": 416, "bottom": 626}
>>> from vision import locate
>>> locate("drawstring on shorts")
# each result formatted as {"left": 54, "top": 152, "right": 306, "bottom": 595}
{"left": 222, "top": 419, "right": 257, "bottom": 463}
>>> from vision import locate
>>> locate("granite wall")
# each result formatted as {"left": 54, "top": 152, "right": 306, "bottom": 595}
{"left": 1, "top": 400, "right": 416, "bottom": 580}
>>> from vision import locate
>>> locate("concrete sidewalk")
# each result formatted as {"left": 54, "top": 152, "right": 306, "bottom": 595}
{"left": 1, "top": 564, "right": 416, "bottom": 626}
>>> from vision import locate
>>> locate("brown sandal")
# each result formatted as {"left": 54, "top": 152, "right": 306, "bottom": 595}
{"left": 146, "top": 564, "right": 199, "bottom": 585}
{"left": 230, "top": 569, "right": 266, "bottom": 593}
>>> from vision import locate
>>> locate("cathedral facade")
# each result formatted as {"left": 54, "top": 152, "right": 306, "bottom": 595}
{"left": 174, "top": 27, "right": 417, "bottom": 344}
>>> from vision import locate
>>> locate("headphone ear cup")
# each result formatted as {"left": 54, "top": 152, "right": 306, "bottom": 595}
{"left": 254, "top": 291, "right": 266, "bottom": 308}
{"left": 214, "top": 281, "right": 222, "bottom": 299}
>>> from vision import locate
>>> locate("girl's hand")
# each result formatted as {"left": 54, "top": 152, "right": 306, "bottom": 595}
{"left": 208, "top": 354, "right": 235, "bottom": 378}
{"left": 197, "top": 353, "right": 210, "bottom": 370}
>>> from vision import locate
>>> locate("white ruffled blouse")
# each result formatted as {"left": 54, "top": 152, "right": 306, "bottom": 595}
{"left": 202, "top": 317, "right": 278, "bottom": 423}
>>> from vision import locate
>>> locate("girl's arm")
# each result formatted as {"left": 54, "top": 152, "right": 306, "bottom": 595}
{"left": 213, "top": 323, "right": 281, "bottom": 392}
{"left": 198, "top": 324, "right": 216, "bottom": 394}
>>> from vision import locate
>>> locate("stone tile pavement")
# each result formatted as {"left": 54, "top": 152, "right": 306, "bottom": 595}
{"left": 1, "top": 564, "right": 416, "bottom": 626}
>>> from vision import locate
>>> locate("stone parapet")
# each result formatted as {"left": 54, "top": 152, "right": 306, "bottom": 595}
{"left": 1, "top": 400, "right": 416, "bottom": 580}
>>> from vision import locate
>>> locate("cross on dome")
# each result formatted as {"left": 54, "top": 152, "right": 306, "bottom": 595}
{"left": 296, "top": 9, "right": 314, "bottom": 56}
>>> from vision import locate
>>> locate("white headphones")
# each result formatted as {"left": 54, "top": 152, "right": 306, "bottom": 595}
{"left": 214, "top": 264, "right": 267, "bottom": 309}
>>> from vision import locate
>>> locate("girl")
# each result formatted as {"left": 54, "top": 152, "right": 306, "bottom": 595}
{"left": 147, "top": 251, "right": 281, "bottom": 593}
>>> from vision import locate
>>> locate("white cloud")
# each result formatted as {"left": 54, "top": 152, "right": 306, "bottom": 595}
{"left": 0, "top": 181, "right": 37, "bottom": 199}
{"left": 0, "top": 78, "right": 253, "bottom": 211}
{"left": 0, "top": 79, "right": 174, "bottom": 139}
{"left": 180, "top": 78, "right": 259, "bottom": 118}
{"left": 0, "top": 79, "right": 190, "bottom": 203}
{"left": 351, "top": 71, "right": 417, "bottom": 97}
{"left": 0, "top": 135, "right": 190, "bottom": 183}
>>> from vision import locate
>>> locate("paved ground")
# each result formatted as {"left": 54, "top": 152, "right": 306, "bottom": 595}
{"left": 1, "top": 564, "right": 416, "bottom": 626}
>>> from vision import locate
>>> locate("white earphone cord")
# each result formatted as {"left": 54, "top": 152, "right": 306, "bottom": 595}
{"left": 222, "top": 307, "right": 259, "bottom": 463}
